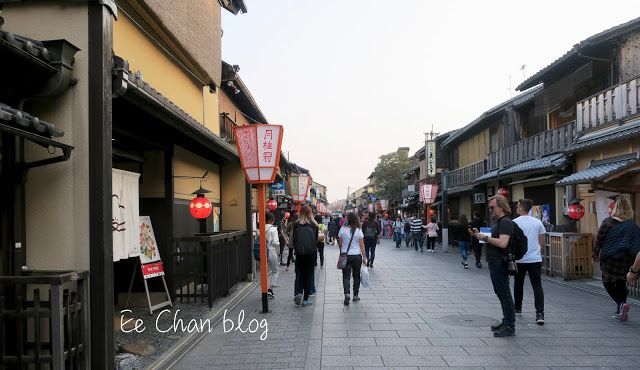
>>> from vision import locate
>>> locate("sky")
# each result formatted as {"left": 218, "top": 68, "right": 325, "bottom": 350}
{"left": 221, "top": 0, "right": 639, "bottom": 202}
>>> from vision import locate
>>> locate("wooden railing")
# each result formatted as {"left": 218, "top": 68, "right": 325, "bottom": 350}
{"left": 219, "top": 113, "right": 237, "bottom": 142}
{"left": 0, "top": 270, "right": 90, "bottom": 369}
{"left": 448, "top": 160, "right": 485, "bottom": 187}
{"left": 487, "top": 121, "right": 576, "bottom": 171}
{"left": 576, "top": 75, "right": 640, "bottom": 132}
{"left": 173, "top": 231, "right": 250, "bottom": 308}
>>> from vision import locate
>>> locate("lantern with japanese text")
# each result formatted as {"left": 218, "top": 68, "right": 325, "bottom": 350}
{"left": 233, "top": 124, "right": 284, "bottom": 314}
{"left": 234, "top": 124, "right": 284, "bottom": 183}
{"left": 289, "top": 173, "right": 312, "bottom": 203}
{"left": 568, "top": 200, "right": 585, "bottom": 220}
{"left": 497, "top": 187, "right": 509, "bottom": 199}
{"left": 266, "top": 198, "right": 278, "bottom": 212}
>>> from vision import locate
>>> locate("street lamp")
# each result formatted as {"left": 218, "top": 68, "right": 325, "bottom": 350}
{"left": 233, "top": 124, "right": 284, "bottom": 313}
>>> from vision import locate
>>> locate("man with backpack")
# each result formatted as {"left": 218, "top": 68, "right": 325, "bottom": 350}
{"left": 513, "top": 199, "right": 546, "bottom": 325}
{"left": 362, "top": 212, "right": 381, "bottom": 268}
{"left": 471, "top": 195, "right": 517, "bottom": 337}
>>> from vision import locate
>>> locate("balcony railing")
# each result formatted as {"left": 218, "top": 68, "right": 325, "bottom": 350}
{"left": 219, "top": 113, "right": 237, "bottom": 142}
{"left": 487, "top": 121, "right": 576, "bottom": 171}
{"left": 576, "top": 75, "right": 640, "bottom": 132}
{"left": 0, "top": 270, "right": 90, "bottom": 369}
{"left": 448, "top": 160, "right": 485, "bottom": 187}
{"left": 173, "top": 231, "right": 250, "bottom": 308}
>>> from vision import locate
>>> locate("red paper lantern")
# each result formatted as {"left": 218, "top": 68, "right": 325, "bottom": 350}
{"left": 497, "top": 187, "right": 509, "bottom": 199}
{"left": 190, "top": 195, "right": 212, "bottom": 219}
{"left": 568, "top": 203, "right": 585, "bottom": 220}
{"left": 428, "top": 208, "right": 436, "bottom": 218}
{"left": 266, "top": 198, "right": 278, "bottom": 212}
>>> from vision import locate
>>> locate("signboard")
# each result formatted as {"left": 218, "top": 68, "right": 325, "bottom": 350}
{"left": 141, "top": 261, "right": 165, "bottom": 279}
{"left": 139, "top": 216, "right": 161, "bottom": 264}
{"left": 426, "top": 141, "right": 437, "bottom": 177}
{"left": 420, "top": 184, "right": 438, "bottom": 204}
{"left": 380, "top": 200, "right": 388, "bottom": 210}
{"left": 473, "top": 193, "right": 486, "bottom": 204}
{"left": 271, "top": 180, "right": 285, "bottom": 196}
{"left": 408, "top": 184, "right": 415, "bottom": 192}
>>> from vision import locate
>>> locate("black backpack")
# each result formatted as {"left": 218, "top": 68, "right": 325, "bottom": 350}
{"left": 363, "top": 222, "right": 377, "bottom": 239}
{"left": 509, "top": 221, "right": 528, "bottom": 260}
{"left": 293, "top": 222, "right": 316, "bottom": 255}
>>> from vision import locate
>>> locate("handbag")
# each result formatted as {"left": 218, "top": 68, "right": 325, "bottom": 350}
{"left": 337, "top": 228, "right": 356, "bottom": 269}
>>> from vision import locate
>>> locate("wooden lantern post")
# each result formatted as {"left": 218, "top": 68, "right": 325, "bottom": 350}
{"left": 233, "top": 124, "right": 284, "bottom": 313}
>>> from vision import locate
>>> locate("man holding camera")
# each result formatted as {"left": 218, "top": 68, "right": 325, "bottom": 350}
{"left": 471, "top": 195, "right": 516, "bottom": 337}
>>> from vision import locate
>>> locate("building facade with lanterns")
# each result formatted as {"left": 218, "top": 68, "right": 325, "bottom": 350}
{"left": 0, "top": 1, "right": 258, "bottom": 368}
{"left": 438, "top": 17, "right": 640, "bottom": 284}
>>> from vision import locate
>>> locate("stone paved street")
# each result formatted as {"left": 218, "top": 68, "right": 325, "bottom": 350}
{"left": 174, "top": 238, "right": 640, "bottom": 369}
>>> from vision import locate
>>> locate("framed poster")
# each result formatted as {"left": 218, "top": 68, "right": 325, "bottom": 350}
{"left": 139, "top": 216, "right": 161, "bottom": 264}
{"left": 473, "top": 193, "right": 486, "bottom": 204}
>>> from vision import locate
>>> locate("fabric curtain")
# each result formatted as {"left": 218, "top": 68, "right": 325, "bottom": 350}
{"left": 112, "top": 169, "right": 141, "bottom": 261}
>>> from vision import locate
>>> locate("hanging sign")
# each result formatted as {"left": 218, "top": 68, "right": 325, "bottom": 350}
{"left": 271, "top": 180, "right": 285, "bottom": 196}
{"left": 426, "top": 141, "right": 437, "bottom": 177}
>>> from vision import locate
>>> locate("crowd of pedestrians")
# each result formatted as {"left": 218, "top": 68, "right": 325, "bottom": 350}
{"left": 255, "top": 193, "right": 640, "bottom": 338}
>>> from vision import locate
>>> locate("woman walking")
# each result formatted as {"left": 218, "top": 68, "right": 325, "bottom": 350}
{"left": 425, "top": 217, "right": 439, "bottom": 252}
{"left": 593, "top": 196, "right": 640, "bottom": 321}
{"left": 470, "top": 212, "right": 484, "bottom": 268}
{"left": 285, "top": 213, "right": 298, "bottom": 271}
{"left": 337, "top": 212, "right": 367, "bottom": 305}
{"left": 361, "top": 212, "right": 381, "bottom": 267}
{"left": 328, "top": 217, "right": 339, "bottom": 245}
{"left": 314, "top": 214, "right": 326, "bottom": 268}
{"left": 291, "top": 206, "right": 319, "bottom": 306}
{"left": 456, "top": 214, "right": 471, "bottom": 268}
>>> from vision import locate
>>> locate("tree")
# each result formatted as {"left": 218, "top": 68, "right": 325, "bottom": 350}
{"left": 372, "top": 150, "right": 410, "bottom": 200}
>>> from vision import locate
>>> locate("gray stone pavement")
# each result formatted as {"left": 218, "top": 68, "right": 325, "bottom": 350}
{"left": 173, "top": 238, "right": 640, "bottom": 369}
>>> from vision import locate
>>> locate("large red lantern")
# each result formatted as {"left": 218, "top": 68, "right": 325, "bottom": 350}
{"left": 266, "top": 198, "right": 278, "bottom": 212}
{"left": 497, "top": 187, "right": 509, "bottom": 199}
{"left": 189, "top": 195, "right": 212, "bottom": 219}
{"left": 568, "top": 202, "right": 585, "bottom": 220}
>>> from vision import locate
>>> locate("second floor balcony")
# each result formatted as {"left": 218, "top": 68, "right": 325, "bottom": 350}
{"left": 487, "top": 121, "right": 576, "bottom": 171}
{"left": 576, "top": 75, "right": 640, "bottom": 132}
{"left": 220, "top": 113, "right": 237, "bottom": 143}
{"left": 448, "top": 160, "right": 485, "bottom": 187}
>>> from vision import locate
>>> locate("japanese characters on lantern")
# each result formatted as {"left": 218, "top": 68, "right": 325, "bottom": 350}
{"left": 233, "top": 124, "right": 284, "bottom": 183}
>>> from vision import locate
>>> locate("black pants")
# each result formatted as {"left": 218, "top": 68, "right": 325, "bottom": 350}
{"left": 295, "top": 254, "right": 315, "bottom": 301}
{"left": 604, "top": 280, "right": 628, "bottom": 308}
{"left": 514, "top": 262, "right": 544, "bottom": 313}
{"left": 342, "top": 255, "right": 363, "bottom": 296}
{"left": 316, "top": 242, "right": 325, "bottom": 267}
{"left": 472, "top": 240, "right": 482, "bottom": 263}
{"left": 287, "top": 247, "right": 295, "bottom": 267}
{"left": 426, "top": 236, "right": 437, "bottom": 250}
{"left": 489, "top": 261, "right": 516, "bottom": 326}
{"left": 279, "top": 237, "right": 286, "bottom": 263}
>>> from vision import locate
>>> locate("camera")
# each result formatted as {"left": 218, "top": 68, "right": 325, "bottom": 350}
{"left": 506, "top": 253, "right": 517, "bottom": 276}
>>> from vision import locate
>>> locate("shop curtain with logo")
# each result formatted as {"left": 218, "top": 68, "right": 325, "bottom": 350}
{"left": 112, "top": 169, "right": 141, "bottom": 261}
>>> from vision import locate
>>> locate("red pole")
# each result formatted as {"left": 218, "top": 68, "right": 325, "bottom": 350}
{"left": 258, "top": 183, "right": 269, "bottom": 313}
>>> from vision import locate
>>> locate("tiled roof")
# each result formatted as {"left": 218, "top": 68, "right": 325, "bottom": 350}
{"left": 0, "top": 30, "right": 55, "bottom": 72}
{"left": 517, "top": 16, "right": 640, "bottom": 91}
{"left": 442, "top": 85, "right": 542, "bottom": 148}
{"left": 474, "top": 169, "right": 500, "bottom": 183}
{"left": 499, "top": 153, "right": 567, "bottom": 176}
{"left": 447, "top": 185, "right": 474, "bottom": 195}
{"left": 556, "top": 153, "right": 640, "bottom": 186}
{"left": 0, "top": 102, "right": 64, "bottom": 138}
{"left": 566, "top": 119, "right": 640, "bottom": 153}
{"left": 471, "top": 154, "right": 567, "bottom": 184}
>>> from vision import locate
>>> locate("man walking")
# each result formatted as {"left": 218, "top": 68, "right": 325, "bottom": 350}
{"left": 472, "top": 195, "right": 516, "bottom": 337}
{"left": 411, "top": 213, "right": 425, "bottom": 252}
{"left": 513, "top": 199, "right": 546, "bottom": 325}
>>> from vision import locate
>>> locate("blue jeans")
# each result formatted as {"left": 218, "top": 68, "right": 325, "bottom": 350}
{"left": 458, "top": 241, "right": 469, "bottom": 261}
{"left": 489, "top": 261, "right": 516, "bottom": 326}
{"left": 394, "top": 231, "right": 402, "bottom": 247}
{"left": 364, "top": 238, "right": 377, "bottom": 264}
{"left": 412, "top": 232, "right": 423, "bottom": 250}
{"left": 405, "top": 233, "right": 411, "bottom": 247}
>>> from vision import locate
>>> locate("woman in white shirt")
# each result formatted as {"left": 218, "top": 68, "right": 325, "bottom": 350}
{"left": 337, "top": 212, "right": 368, "bottom": 305}
{"left": 265, "top": 212, "right": 280, "bottom": 299}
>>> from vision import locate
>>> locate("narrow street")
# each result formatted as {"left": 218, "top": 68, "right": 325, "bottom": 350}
{"left": 174, "top": 238, "right": 640, "bottom": 369}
